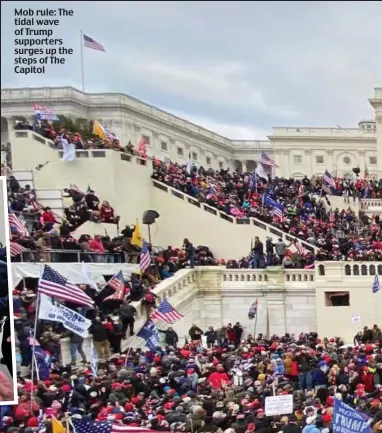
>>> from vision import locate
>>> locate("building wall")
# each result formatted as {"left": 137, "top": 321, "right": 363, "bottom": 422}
{"left": 10, "top": 130, "right": 153, "bottom": 230}
{"left": 2, "top": 86, "right": 380, "bottom": 178}
{"left": 0, "top": 179, "right": 6, "bottom": 246}
{"left": 315, "top": 261, "right": 382, "bottom": 342}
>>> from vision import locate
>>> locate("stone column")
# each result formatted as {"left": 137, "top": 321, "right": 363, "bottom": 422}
{"left": 262, "top": 267, "right": 287, "bottom": 336}
{"left": 242, "top": 160, "right": 248, "bottom": 173}
{"left": 305, "top": 149, "right": 312, "bottom": 177}
{"left": 369, "top": 89, "right": 382, "bottom": 177}
{"left": 326, "top": 150, "right": 334, "bottom": 174}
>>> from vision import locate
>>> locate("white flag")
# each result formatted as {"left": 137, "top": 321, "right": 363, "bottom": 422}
{"left": 255, "top": 163, "right": 268, "bottom": 181}
{"left": 38, "top": 294, "right": 91, "bottom": 338}
{"left": 61, "top": 137, "right": 76, "bottom": 162}
{"left": 81, "top": 262, "right": 99, "bottom": 290}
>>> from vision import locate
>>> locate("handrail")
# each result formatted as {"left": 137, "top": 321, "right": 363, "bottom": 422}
{"left": 152, "top": 180, "right": 318, "bottom": 253}
{"left": 13, "top": 248, "right": 140, "bottom": 263}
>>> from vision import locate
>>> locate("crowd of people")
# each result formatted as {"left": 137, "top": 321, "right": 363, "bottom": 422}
{"left": 13, "top": 119, "right": 136, "bottom": 153}
{"left": 152, "top": 160, "right": 382, "bottom": 262}
{"left": 1, "top": 119, "right": 382, "bottom": 433}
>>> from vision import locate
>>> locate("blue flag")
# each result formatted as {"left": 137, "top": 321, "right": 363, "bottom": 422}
{"left": 372, "top": 275, "right": 380, "bottom": 294}
{"left": 333, "top": 398, "right": 372, "bottom": 433}
{"left": 34, "top": 346, "right": 51, "bottom": 380}
{"left": 137, "top": 320, "right": 160, "bottom": 351}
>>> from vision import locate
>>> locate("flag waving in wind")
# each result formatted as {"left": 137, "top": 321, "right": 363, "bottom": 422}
{"left": 8, "top": 207, "right": 29, "bottom": 237}
{"left": 38, "top": 265, "right": 94, "bottom": 308}
{"left": 258, "top": 151, "right": 278, "bottom": 168}
{"left": 140, "top": 240, "right": 151, "bottom": 273}
{"left": 83, "top": 34, "right": 105, "bottom": 52}
{"left": 151, "top": 299, "right": 184, "bottom": 324}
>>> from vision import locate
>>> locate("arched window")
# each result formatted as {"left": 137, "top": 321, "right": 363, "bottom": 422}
{"left": 370, "top": 265, "right": 376, "bottom": 276}
{"left": 361, "top": 265, "right": 368, "bottom": 276}
{"left": 344, "top": 265, "right": 351, "bottom": 276}
{"left": 353, "top": 265, "right": 359, "bottom": 276}
{"left": 319, "top": 265, "right": 325, "bottom": 276}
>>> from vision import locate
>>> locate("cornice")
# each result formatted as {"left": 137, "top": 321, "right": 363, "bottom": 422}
{"left": 269, "top": 135, "right": 376, "bottom": 142}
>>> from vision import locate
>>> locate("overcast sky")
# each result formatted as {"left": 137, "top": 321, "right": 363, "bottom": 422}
{"left": 1, "top": 1, "right": 382, "bottom": 139}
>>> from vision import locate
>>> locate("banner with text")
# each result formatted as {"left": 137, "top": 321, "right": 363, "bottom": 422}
{"left": 333, "top": 399, "right": 372, "bottom": 433}
{"left": 38, "top": 294, "right": 91, "bottom": 338}
{"left": 33, "top": 104, "right": 59, "bottom": 121}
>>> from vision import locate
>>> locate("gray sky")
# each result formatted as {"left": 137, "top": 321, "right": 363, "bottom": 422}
{"left": 1, "top": 1, "right": 382, "bottom": 139}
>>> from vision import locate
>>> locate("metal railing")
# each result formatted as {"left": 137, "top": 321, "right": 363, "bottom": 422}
{"left": 12, "top": 248, "right": 140, "bottom": 263}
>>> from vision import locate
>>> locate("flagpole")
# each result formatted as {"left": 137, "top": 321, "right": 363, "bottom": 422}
{"left": 80, "top": 30, "right": 85, "bottom": 92}
{"left": 30, "top": 291, "right": 40, "bottom": 412}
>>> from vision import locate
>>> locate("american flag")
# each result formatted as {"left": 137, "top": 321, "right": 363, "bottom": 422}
{"left": 140, "top": 240, "right": 151, "bottom": 273}
{"left": 9, "top": 241, "right": 26, "bottom": 257}
{"left": 151, "top": 299, "right": 184, "bottom": 324}
{"left": 38, "top": 265, "right": 94, "bottom": 308}
{"left": 83, "top": 34, "right": 105, "bottom": 52}
{"left": 294, "top": 239, "right": 308, "bottom": 256}
{"left": 323, "top": 170, "right": 336, "bottom": 188}
{"left": 73, "top": 418, "right": 161, "bottom": 433}
{"left": 104, "top": 271, "right": 126, "bottom": 302}
{"left": 8, "top": 207, "right": 29, "bottom": 237}
{"left": 258, "top": 151, "right": 278, "bottom": 168}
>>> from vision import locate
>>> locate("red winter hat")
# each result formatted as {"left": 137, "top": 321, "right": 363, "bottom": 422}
{"left": 27, "top": 417, "right": 39, "bottom": 427}
{"left": 326, "top": 396, "right": 334, "bottom": 406}
{"left": 125, "top": 403, "right": 134, "bottom": 412}
{"left": 61, "top": 384, "right": 71, "bottom": 393}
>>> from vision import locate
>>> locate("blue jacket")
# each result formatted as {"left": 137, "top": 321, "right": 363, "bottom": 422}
{"left": 313, "top": 367, "right": 328, "bottom": 386}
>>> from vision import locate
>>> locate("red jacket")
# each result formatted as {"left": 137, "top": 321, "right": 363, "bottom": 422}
{"left": 42, "top": 211, "right": 56, "bottom": 223}
{"left": 208, "top": 371, "right": 229, "bottom": 389}
{"left": 100, "top": 205, "right": 115, "bottom": 222}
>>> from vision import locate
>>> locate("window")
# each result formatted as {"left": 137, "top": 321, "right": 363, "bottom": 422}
{"left": 191, "top": 152, "right": 198, "bottom": 161}
{"left": 316, "top": 155, "right": 324, "bottom": 164}
{"left": 294, "top": 155, "right": 302, "bottom": 164}
{"left": 177, "top": 147, "right": 184, "bottom": 156}
{"left": 142, "top": 135, "right": 150, "bottom": 145}
{"left": 369, "top": 156, "right": 377, "bottom": 165}
{"left": 161, "top": 141, "right": 168, "bottom": 151}
{"left": 325, "top": 291, "right": 350, "bottom": 307}
{"left": 206, "top": 156, "right": 211, "bottom": 165}
{"left": 219, "top": 161, "right": 224, "bottom": 169}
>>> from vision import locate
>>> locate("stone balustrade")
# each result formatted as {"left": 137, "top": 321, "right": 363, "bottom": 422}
{"left": 46, "top": 260, "right": 382, "bottom": 364}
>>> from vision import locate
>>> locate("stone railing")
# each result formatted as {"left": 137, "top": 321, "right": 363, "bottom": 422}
{"left": 14, "top": 129, "right": 150, "bottom": 166}
{"left": 152, "top": 179, "right": 317, "bottom": 253}
{"left": 315, "top": 261, "right": 382, "bottom": 279}
{"left": 361, "top": 199, "right": 382, "bottom": 209}
{"left": 271, "top": 127, "right": 376, "bottom": 138}
{"left": 220, "top": 267, "right": 315, "bottom": 285}
{"left": 60, "top": 268, "right": 197, "bottom": 364}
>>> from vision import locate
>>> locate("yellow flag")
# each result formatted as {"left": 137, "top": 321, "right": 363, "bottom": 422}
{"left": 92, "top": 120, "right": 106, "bottom": 140}
{"left": 52, "top": 417, "right": 66, "bottom": 433}
{"left": 131, "top": 220, "right": 143, "bottom": 248}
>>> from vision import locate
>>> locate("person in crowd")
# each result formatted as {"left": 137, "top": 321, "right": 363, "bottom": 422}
{"left": 89, "top": 317, "right": 111, "bottom": 359}
{"left": 69, "top": 332, "right": 87, "bottom": 366}
{"left": 158, "top": 326, "right": 179, "bottom": 347}
{"left": 189, "top": 323, "right": 204, "bottom": 342}
{"left": 183, "top": 238, "right": 196, "bottom": 268}
{"left": 119, "top": 300, "right": 137, "bottom": 338}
